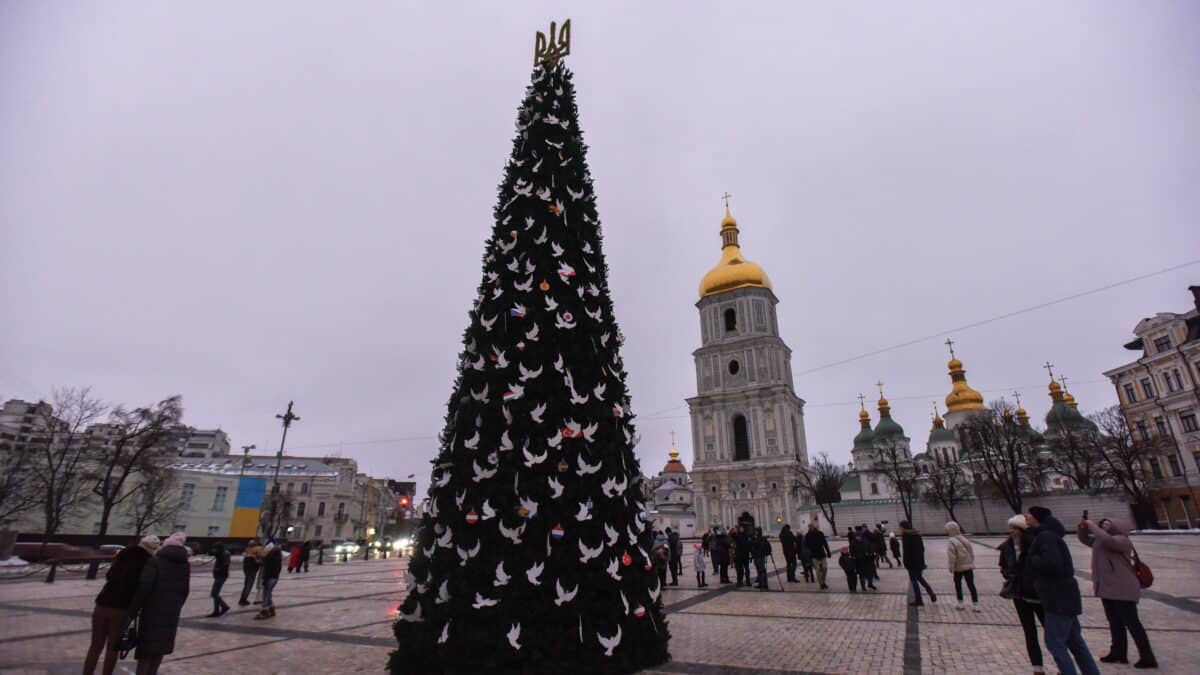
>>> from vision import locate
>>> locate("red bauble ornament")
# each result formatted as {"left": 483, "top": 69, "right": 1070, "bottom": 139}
{"left": 634, "top": 604, "right": 646, "bottom": 618}
{"left": 465, "top": 508, "right": 479, "bottom": 525}
{"left": 621, "top": 551, "right": 632, "bottom": 567}
{"left": 509, "top": 229, "right": 518, "bottom": 238}
{"left": 551, "top": 523, "right": 565, "bottom": 540}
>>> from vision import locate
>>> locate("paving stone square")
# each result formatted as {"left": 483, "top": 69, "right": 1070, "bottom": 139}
{"left": 2, "top": 534, "right": 1197, "bottom": 673}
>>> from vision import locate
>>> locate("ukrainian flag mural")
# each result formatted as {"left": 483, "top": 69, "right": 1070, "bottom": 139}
{"left": 230, "top": 476, "right": 266, "bottom": 537}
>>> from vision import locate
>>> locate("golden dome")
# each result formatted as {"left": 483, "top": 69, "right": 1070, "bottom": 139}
{"left": 661, "top": 433, "right": 687, "bottom": 474}
{"left": 1063, "top": 390, "right": 1078, "bottom": 409}
{"left": 858, "top": 407, "right": 870, "bottom": 424}
{"left": 945, "top": 355, "right": 985, "bottom": 414}
{"left": 1048, "top": 379, "right": 1064, "bottom": 402}
{"left": 1016, "top": 406, "right": 1030, "bottom": 426}
{"left": 699, "top": 207, "right": 772, "bottom": 297}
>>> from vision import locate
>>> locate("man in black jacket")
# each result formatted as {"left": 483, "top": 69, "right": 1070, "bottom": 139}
{"left": 900, "top": 521, "right": 937, "bottom": 606}
{"left": 851, "top": 526, "right": 876, "bottom": 590}
{"left": 208, "top": 542, "right": 231, "bottom": 617}
{"left": 666, "top": 528, "right": 681, "bottom": 586}
{"left": 255, "top": 540, "right": 283, "bottom": 620}
{"left": 1026, "top": 506, "right": 1099, "bottom": 675}
{"left": 804, "top": 522, "right": 831, "bottom": 590}
{"left": 83, "top": 536, "right": 158, "bottom": 675}
{"left": 779, "top": 524, "right": 798, "bottom": 582}
{"left": 750, "top": 528, "right": 771, "bottom": 590}
{"left": 732, "top": 526, "right": 752, "bottom": 587}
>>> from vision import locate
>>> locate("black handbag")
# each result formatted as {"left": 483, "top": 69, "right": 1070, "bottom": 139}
{"left": 117, "top": 616, "right": 139, "bottom": 659}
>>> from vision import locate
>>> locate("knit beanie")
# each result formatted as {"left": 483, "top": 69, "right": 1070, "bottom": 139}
{"left": 163, "top": 531, "right": 187, "bottom": 548}
{"left": 138, "top": 535, "right": 161, "bottom": 553}
{"left": 1028, "top": 506, "right": 1052, "bottom": 523}
{"left": 1007, "top": 515, "right": 1028, "bottom": 530}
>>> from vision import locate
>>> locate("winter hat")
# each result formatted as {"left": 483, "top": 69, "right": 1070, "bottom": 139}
{"left": 138, "top": 535, "right": 161, "bottom": 553}
{"left": 898, "top": 520, "right": 911, "bottom": 529}
{"left": 944, "top": 521, "right": 962, "bottom": 536}
{"left": 1006, "top": 515, "right": 1028, "bottom": 530}
{"left": 1027, "top": 506, "right": 1052, "bottom": 523}
{"left": 163, "top": 532, "right": 187, "bottom": 548}
{"left": 694, "top": 543, "right": 702, "bottom": 550}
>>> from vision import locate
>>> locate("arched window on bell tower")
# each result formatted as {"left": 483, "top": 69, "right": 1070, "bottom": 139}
{"left": 724, "top": 308, "right": 737, "bottom": 333}
{"left": 733, "top": 414, "right": 750, "bottom": 460}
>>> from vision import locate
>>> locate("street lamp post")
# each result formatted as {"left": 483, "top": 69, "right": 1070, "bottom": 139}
{"left": 239, "top": 444, "right": 256, "bottom": 480}
{"left": 264, "top": 402, "right": 300, "bottom": 539}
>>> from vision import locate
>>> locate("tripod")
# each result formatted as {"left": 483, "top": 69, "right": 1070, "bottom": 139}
{"left": 766, "top": 550, "right": 786, "bottom": 592}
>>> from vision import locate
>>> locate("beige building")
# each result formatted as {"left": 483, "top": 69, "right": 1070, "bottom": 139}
{"left": 1103, "top": 286, "right": 1200, "bottom": 528}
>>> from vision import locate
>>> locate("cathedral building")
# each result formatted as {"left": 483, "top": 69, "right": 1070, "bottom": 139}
{"left": 643, "top": 434, "right": 697, "bottom": 537}
{"left": 686, "top": 205, "right": 809, "bottom": 533}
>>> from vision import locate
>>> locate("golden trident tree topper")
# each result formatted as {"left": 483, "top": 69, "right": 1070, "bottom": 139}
{"left": 535, "top": 19, "right": 571, "bottom": 66}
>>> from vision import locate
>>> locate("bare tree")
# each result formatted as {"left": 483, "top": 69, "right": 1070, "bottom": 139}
{"left": 795, "top": 453, "right": 846, "bottom": 535}
{"left": 956, "top": 401, "right": 1039, "bottom": 514}
{"left": 260, "top": 490, "right": 296, "bottom": 540}
{"left": 0, "top": 429, "right": 39, "bottom": 526}
{"left": 1091, "top": 405, "right": 1161, "bottom": 528}
{"left": 89, "top": 396, "right": 185, "bottom": 535}
{"left": 923, "top": 461, "right": 972, "bottom": 523}
{"left": 29, "top": 388, "right": 106, "bottom": 540}
{"left": 870, "top": 439, "right": 920, "bottom": 523}
{"left": 127, "top": 467, "right": 181, "bottom": 536}
{"left": 1043, "top": 422, "right": 1107, "bottom": 494}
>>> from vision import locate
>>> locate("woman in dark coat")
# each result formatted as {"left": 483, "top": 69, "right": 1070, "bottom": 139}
{"left": 83, "top": 536, "right": 158, "bottom": 675}
{"left": 779, "top": 524, "right": 798, "bottom": 582}
{"left": 999, "top": 515, "right": 1046, "bottom": 675}
{"left": 127, "top": 532, "right": 191, "bottom": 675}
{"left": 712, "top": 528, "right": 732, "bottom": 584}
{"left": 208, "top": 542, "right": 231, "bottom": 617}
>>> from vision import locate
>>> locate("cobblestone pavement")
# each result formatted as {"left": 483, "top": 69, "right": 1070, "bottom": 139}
{"left": 2, "top": 534, "right": 1198, "bottom": 673}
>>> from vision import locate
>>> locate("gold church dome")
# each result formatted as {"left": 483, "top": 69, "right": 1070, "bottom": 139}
{"left": 945, "top": 354, "right": 986, "bottom": 414}
{"left": 699, "top": 206, "right": 772, "bottom": 298}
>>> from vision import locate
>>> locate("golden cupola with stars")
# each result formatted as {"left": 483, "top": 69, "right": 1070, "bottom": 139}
{"left": 699, "top": 202, "right": 772, "bottom": 298}
{"left": 660, "top": 432, "right": 688, "bottom": 476}
{"left": 943, "top": 341, "right": 986, "bottom": 415}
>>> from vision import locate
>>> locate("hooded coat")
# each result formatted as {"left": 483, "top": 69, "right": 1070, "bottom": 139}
{"left": 1078, "top": 521, "right": 1140, "bottom": 602}
{"left": 998, "top": 530, "right": 1038, "bottom": 602}
{"left": 95, "top": 545, "right": 152, "bottom": 609}
{"left": 712, "top": 532, "right": 732, "bottom": 565}
{"left": 128, "top": 544, "right": 191, "bottom": 657}
{"left": 779, "top": 526, "right": 796, "bottom": 557}
{"left": 1027, "top": 515, "right": 1082, "bottom": 616}
{"left": 944, "top": 522, "right": 975, "bottom": 572}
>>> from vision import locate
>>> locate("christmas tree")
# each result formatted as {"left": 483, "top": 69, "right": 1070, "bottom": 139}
{"left": 390, "top": 22, "right": 671, "bottom": 674}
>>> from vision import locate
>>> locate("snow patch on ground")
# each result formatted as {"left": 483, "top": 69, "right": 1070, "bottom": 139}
{"left": 1132, "top": 528, "right": 1200, "bottom": 534}
{"left": 0, "top": 556, "right": 30, "bottom": 567}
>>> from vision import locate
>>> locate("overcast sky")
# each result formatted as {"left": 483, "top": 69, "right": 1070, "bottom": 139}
{"left": 3, "top": 2, "right": 1198, "bottom": 493}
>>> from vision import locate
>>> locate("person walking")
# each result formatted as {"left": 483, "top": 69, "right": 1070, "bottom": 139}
{"left": 83, "top": 536, "right": 158, "bottom": 675}
{"left": 732, "top": 526, "right": 752, "bottom": 587}
{"left": 838, "top": 545, "right": 859, "bottom": 592}
{"left": 804, "top": 522, "right": 831, "bottom": 590}
{"left": 850, "top": 526, "right": 876, "bottom": 590}
{"left": 707, "top": 527, "right": 720, "bottom": 576}
{"left": 1079, "top": 518, "right": 1156, "bottom": 668}
{"left": 945, "top": 522, "right": 980, "bottom": 612}
{"left": 207, "top": 541, "right": 231, "bottom": 617}
{"left": 255, "top": 539, "right": 283, "bottom": 620}
{"left": 701, "top": 528, "right": 714, "bottom": 574}
{"left": 779, "top": 524, "right": 799, "bottom": 582}
{"left": 300, "top": 540, "right": 312, "bottom": 573}
{"left": 1026, "top": 506, "right": 1099, "bottom": 675}
{"left": 287, "top": 541, "right": 303, "bottom": 573}
{"left": 872, "top": 524, "right": 893, "bottom": 568}
{"left": 238, "top": 539, "right": 262, "bottom": 606}
{"left": 900, "top": 520, "right": 936, "bottom": 606}
{"left": 889, "top": 529, "right": 902, "bottom": 567}
{"left": 666, "top": 528, "right": 682, "bottom": 586}
{"left": 125, "top": 532, "right": 190, "bottom": 675}
{"left": 751, "top": 528, "right": 770, "bottom": 590}
{"left": 1000, "top": 515, "right": 1047, "bottom": 675}
{"left": 713, "top": 528, "right": 732, "bottom": 584}
{"left": 798, "top": 533, "right": 814, "bottom": 583}
{"left": 652, "top": 541, "right": 670, "bottom": 589}
{"left": 693, "top": 543, "right": 707, "bottom": 587}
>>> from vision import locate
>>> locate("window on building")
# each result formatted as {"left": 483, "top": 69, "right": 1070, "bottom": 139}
{"left": 337, "top": 502, "right": 346, "bottom": 518}
{"left": 318, "top": 501, "right": 326, "bottom": 516}
{"left": 297, "top": 501, "right": 307, "bottom": 517}
{"left": 1165, "top": 373, "right": 1177, "bottom": 393}
{"left": 732, "top": 415, "right": 750, "bottom": 461}
{"left": 1123, "top": 384, "right": 1137, "bottom": 404}
{"left": 870, "top": 482, "right": 879, "bottom": 495}
{"left": 1174, "top": 370, "right": 1185, "bottom": 391}
{"left": 314, "top": 525, "right": 323, "bottom": 538}
{"left": 207, "top": 526, "right": 220, "bottom": 536}
{"left": 211, "top": 486, "right": 227, "bottom": 512}
{"left": 724, "top": 308, "right": 737, "bottom": 332}
{"left": 179, "top": 483, "right": 195, "bottom": 511}
{"left": 301, "top": 483, "right": 309, "bottom": 495}
{"left": 728, "top": 360, "right": 740, "bottom": 375}
{"left": 1141, "top": 379, "right": 1155, "bottom": 399}
{"left": 173, "top": 523, "right": 187, "bottom": 532}
{"left": 1149, "top": 458, "right": 1163, "bottom": 480}
{"left": 1155, "top": 416, "right": 1169, "bottom": 436}
{"left": 710, "top": 486, "right": 717, "bottom": 493}
{"left": 1181, "top": 413, "right": 1198, "bottom": 433}
{"left": 1168, "top": 455, "right": 1182, "bottom": 477}
{"left": 1154, "top": 336, "right": 1173, "bottom": 353}
{"left": 286, "top": 482, "right": 294, "bottom": 494}
{"left": 1137, "top": 420, "right": 1150, "bottom": 441}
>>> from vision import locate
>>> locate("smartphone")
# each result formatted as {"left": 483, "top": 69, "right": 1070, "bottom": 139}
{"left": 1082, "top": 509, "right": 1089, "bottom": 521}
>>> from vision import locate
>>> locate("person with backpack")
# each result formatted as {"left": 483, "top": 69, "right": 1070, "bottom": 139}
{"left": 1078, "top": 517, "right": 1156, "bottom": 668}
{"left": 945, "top": 521, "right": 980, "bottom": 612}
{"left": 804, "top": 522, "right": 831, "bottom": 590}
{"left": 254, "top": 540, "right": 283, "bottom": 620}
{"left": 83, "top": 536, "right": 158, "bottom": 675}
{"left": 750, "top": 527, "right": 771, "bottom": 590}
{"left": 1026, "top": 506, "right": 1099, "bottom": 675}
{"left": 779, "top": 524, "right": 799, "bottom": 582}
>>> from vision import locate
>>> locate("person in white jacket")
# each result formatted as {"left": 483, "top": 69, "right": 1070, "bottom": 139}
{"left": 945, "top": 521, "right": 980, "bottom": 611}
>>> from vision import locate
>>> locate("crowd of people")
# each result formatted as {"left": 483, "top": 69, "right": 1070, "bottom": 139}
{"left": 82, "top": 535, "right": 308, "bottom": 675}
